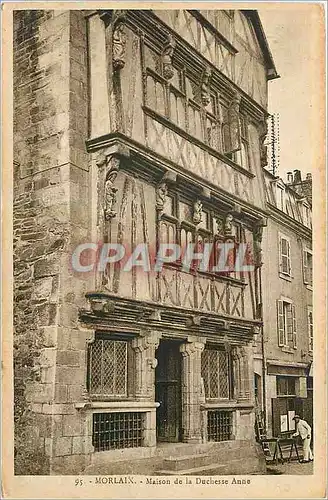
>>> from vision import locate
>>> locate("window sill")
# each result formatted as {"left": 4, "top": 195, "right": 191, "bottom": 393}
{"left": 280, "top": 346, "right": 295, "bottom": 354}
{"left": 276, "top": 395, "right": 296, "bottom": 398}
{"left": 201, "top": 401, "right": 253, "bottom": 410}
{"left": 305, "top": 284, "right": 313, "bottom": 291}
{"left": 76, "top": 401, "right": 160, "bottom": 411}
{"left": 279, "top": 272, "right": 292, "bottom": 282}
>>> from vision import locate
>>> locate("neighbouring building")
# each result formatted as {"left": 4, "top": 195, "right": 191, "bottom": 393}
{"left": 253, "top": 169, "right": 313, "bottom": 438}
{"left": 13, "top": 9, "right": 279, "bottom": 474}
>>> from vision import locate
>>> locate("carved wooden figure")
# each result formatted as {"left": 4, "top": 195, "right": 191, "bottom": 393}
{"left": 193, "top": 200, "right": 203, "bottom": 225}
{"left": 162, "top": 34, "right": 176, "bottom": 80}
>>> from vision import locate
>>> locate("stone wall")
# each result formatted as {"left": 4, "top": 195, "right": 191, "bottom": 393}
{"left": 13, "top": 10, "right": 91, "bottom": 474}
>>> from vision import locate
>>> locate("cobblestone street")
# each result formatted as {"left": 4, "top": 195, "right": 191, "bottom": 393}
{"left": 266, "top": 460, "right": 314, "bottom": 475}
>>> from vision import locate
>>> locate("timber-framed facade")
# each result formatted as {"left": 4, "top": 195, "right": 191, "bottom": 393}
{"left": 13, "top": 8, "right": 280, "bottom": 474}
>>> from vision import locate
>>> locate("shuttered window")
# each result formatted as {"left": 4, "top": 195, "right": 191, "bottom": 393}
{"left": 303, "top": 249, "right": 313, "bottom": 286}
{"left": 277, "top": 299, "right": 297, "bottom": 349}
{"left": 279, "top": 236, "right": 291, "bottom": 276}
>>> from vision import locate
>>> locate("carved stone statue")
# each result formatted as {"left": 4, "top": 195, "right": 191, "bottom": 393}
{"left": 156, "top": 181, "right": 168, "bottom": 213}
{"left": 113, "top": 20, "right": 127, "bottom": 70}
{"left": 104, "top": 171, "right": 118, "bottom": 220}
{"left": 224, "top": 213, "right": 234, "bottom": 237}
{"left": 162, "top": 34, "right": 175, "bottom": 80}
{"left": 193, "top": 200, "right": 203, "bottom": 225}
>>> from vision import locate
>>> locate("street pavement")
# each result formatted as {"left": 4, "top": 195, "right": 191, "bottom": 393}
{"left": 266, "top": 460, "right": 314, "bottom": 475}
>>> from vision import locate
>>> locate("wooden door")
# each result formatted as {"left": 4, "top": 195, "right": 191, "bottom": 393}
{"left": 155, "top": 340, "right": 182, "bottom": 442}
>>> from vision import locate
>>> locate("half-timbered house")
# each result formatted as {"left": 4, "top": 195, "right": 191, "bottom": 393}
{"left": 13, "top": 9, "right": 278, "bottom": 474}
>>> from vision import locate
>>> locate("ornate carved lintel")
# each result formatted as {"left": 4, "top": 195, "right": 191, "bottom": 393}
{"left": 162, "top": 34, "right": 176, "bottom": 80}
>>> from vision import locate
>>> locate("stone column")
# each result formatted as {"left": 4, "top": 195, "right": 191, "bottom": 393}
{"left": 180, "top": 337, "right": 205, "bottom": 443}
{"left": 131, "top": 331, "right": 161, "bottom": 400}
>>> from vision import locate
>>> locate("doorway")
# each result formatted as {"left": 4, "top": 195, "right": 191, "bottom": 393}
{"left": 155, "top": 339, "right": 182, "bottom": 442}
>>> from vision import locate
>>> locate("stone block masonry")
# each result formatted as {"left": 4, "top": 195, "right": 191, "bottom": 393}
{"left": 13, "top": 10, "right": 91, "bottom": 475}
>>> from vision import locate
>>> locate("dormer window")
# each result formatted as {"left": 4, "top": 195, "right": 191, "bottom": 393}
{"left": 276, "top": 185, "right": 285, "bottom": 211}
{"left": 303, "top": 203, "right": 311, "bottom": 228}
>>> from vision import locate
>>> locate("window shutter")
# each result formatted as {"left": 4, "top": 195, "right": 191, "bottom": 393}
{"left": 292, "top": 304, "right": 297, "bottom": 349}
{"left": 280, "top": 237, "right": 291, "bottom": 275}
{"left": 277, "top": 299, "right": 285, "bottom": 346}
{"left": 303, "top": 250, "right": 308, "bottom": 283}
{"left": 287, "top": 240, "right": 291, "bottom": 275}
{"left": 287, "top": 304, "right": 294, "bottom": 346}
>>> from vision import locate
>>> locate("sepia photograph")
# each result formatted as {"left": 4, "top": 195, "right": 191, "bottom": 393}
{"left": 1, "top": 1, "right": 326, "bottom": 498}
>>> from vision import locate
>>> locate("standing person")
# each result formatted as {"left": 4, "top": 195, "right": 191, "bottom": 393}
{"left": 292, "top": 415, "right": 314, "bottom": 463}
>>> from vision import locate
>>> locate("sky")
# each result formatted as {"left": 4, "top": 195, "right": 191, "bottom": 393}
{"left": 258, "top": 5, "right": 323, "bottom": 181}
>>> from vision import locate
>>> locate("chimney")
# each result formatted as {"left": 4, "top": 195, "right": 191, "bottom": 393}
{"left": 287, "top": 172, "right": 293, "bottom": 184}
{"left": 293, "top": 170, "right": 302, "bottom": 183}
{"left": 306, "top": 173, "right": 312, "bottom": 181}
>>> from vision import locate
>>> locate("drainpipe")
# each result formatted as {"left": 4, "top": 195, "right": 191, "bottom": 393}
{"left": 258, "top": 266, "right": 267, "bottom": 432}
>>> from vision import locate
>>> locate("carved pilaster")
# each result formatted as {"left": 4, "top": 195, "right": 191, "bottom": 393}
{"left": 232, "top": 348, "right": 241, "bottom": 400}
{"left": 82, "top": 330, "right": 96, "bottom": 401}
{"left": 180, "top": 338, "right": 206, "bottom": 443}
{"left": 233, "top": 346, "right": 251, "bottom": 402}
{"left": 240, "top": 347, "right": 250, "bottom": 400}
{"left": 132, "top": 331, "right": 161, "bottom": 399}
